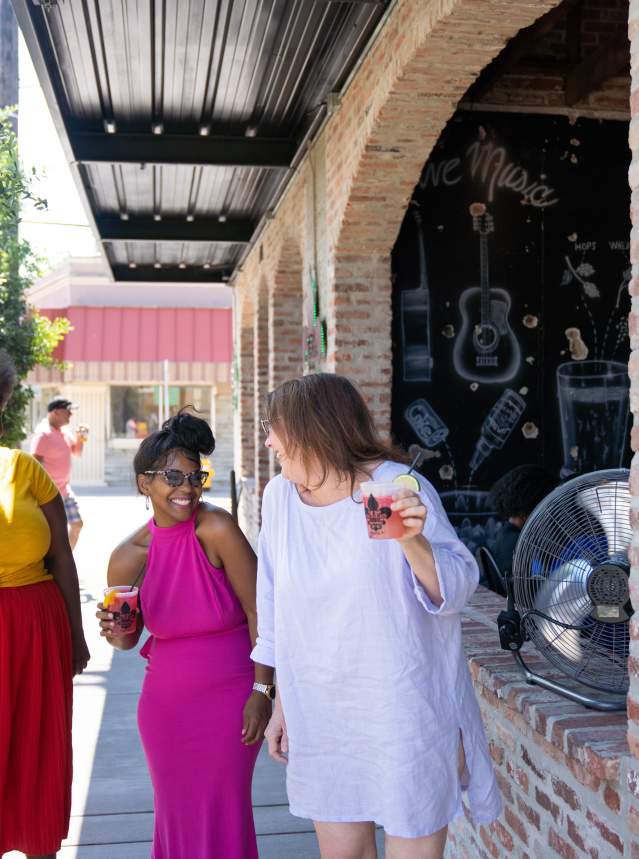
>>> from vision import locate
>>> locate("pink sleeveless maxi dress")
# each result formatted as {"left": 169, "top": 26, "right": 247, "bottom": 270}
{"left": 137, "top": 508, "right": 261, "bottom": 858}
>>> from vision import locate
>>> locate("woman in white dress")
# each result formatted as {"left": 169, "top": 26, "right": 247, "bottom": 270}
{"left": 251, "top": 374, "right": 501, "bottom": 859}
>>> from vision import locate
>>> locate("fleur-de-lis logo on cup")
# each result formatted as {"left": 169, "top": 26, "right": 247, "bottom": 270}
{"left": 365, "top": 494, "right": 392, "bottom": 534}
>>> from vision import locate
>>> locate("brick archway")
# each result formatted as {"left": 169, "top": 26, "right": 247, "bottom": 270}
{"left": 268, "top": 239, "right": 305, "bottom": 476}
{"left": 236, "top": 294, "right": 255, "bottom": 483}
{"left": 270, "top": 238, "right": 304, "bottom": 391}
{"left": 236, "top": 292, "right": 259, "bottom": 535}
{"left": 254, "top": 276, "right": 271, "bottom": 506}
{"left": 327, "top": 0, "right": 562, "bottom": 432}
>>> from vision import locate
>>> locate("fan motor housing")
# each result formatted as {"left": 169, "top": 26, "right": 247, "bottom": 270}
{"left": 586, "top": 561, "right": 630, "bottom": 623}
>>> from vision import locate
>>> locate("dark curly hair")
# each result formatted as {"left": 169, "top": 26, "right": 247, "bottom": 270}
{"left": 487, "top": 464, "right": 556, "bottom": 521}
{"left": 133, "top": 409, "right": 215, "bottom": 491}
{"left": 0, "top": 349, "right": 17, "bottom": 411}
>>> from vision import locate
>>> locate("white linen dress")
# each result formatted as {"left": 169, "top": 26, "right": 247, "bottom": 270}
{"left": 251, "top": 461, "right": 502, "bottom": 837}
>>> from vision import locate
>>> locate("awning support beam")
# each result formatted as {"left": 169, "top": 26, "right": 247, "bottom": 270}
{"left": 112, "top": 265, "right": 233, "bottom": 283}
{"left": 73, "top": 132, "right": 296, "bottom": 169}
{"left": 97, "top": 217, "right": 254, "bottom": 244}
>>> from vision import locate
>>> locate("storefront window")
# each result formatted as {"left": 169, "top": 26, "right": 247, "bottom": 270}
{"left": 110, "top": 386, "right": 212, "bottom": 438}
{"left": 111, "top": 386, "right": 160, "bottom": 438}
{"left": 167, "top": 386, "right": 211, "bottom": 419}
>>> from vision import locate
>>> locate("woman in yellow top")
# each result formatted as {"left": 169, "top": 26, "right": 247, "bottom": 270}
{"left": 0, "top": 349, "right": 90, "bottom": 859}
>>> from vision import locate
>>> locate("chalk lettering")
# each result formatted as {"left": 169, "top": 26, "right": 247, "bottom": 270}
{"left": 466, "top": 141, "right": 559, "bottom": 208}
{"left": 419, "top": 157, "right": 463, "bottom": 189}
{"left": 419, "top": 141, "right": 559, "bottom": 207}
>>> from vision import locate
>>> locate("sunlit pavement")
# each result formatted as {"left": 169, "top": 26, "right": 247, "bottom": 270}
{"left": 5, "top": 487, "right": 354, "bottom": 859}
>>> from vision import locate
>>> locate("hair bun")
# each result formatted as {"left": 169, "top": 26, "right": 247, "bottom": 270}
{"left": 162, "top": 410, "right": 215, "bottom": 456}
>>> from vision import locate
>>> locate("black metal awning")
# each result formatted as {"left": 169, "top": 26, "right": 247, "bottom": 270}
{"left": 12, "top": 0, "right": 386, "bottom": 283}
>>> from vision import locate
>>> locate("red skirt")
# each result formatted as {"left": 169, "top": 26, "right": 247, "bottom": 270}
{"left": 0, "top": 580, "right": 73, "bottom": 855}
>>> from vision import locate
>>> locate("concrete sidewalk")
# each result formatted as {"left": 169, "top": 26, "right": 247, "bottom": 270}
{"left": 7, "top": 489, "right": 365, "bottom": 859}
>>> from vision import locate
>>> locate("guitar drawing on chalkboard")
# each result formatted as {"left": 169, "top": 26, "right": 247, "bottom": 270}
{"left": 400, "top": 203, "right": 433, "bottom": 382}
{"left": 453, "top": 203, "right": 520, "bottom": 384}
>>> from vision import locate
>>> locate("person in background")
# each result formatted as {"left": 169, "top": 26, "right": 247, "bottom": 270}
{"left": 0, "top": 349, "right": 90, "bottom": 859}
{"left": 487, "top": 464, "right": 556, "bottom": 579}
{"left": 31, "top": 397, "right": 89, "bottom": 550}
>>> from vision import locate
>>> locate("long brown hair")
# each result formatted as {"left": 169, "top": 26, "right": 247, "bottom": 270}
{"left": 266, "top": 373, "right": 408, "bottom": 491}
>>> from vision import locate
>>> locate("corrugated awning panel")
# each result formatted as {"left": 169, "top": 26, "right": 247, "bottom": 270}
{"left": 82, "top": 163, "right": 283, "bottom": 219}
{"left": 15, "top": 0, "right": 385, "bottom": 281}
{"left": 40, "top": 306, "right": 232, "bottom": 363}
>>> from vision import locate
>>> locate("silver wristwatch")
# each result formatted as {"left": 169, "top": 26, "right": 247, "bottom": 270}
{"left": 253, "top": 682, "right": 276, "bottom": 700}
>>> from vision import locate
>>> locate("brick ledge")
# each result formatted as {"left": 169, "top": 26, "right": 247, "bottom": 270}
{"left": 462, "top": 587, "right": 630, "bottom": 786}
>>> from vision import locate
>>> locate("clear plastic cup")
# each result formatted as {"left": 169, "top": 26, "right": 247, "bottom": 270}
{"left": 360, "top": 481, "right": 406, "bottom": 540}
{"left": 103, "top": 586, "right": 139, "bottom": 635}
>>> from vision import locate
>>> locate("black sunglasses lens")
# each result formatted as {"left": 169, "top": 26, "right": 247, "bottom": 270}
{"left": 164, "top": 470, "right": 184, "bottom": 487}
{"left": 188, "top": 471, "right": 206, "bottom": 487}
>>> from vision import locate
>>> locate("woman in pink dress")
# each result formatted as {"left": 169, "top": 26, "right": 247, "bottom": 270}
{"left": 96, "top": 411, "right": 273, "bottom": 858}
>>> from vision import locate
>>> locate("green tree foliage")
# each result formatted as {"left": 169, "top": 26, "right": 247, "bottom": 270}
{"left": 0, "top": 107, "right": 70, "bottom": 445}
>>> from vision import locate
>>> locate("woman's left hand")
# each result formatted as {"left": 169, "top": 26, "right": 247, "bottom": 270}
{"left": 391, "top": 488, "right": 427, "bottom": 542}
{"left": 242, "top": 691, "right": 272, "bottom": 745}
{"left": 71, "top": 630, "right": 91, "bottom": 676}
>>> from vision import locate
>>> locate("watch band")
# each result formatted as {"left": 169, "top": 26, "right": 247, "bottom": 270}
{"left": 253, "top": 682, "right": 276, "bottom": 700}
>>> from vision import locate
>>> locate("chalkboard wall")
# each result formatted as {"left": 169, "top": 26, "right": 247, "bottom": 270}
{"left": 391, "top": 111, "right": 631, "bottom": 552}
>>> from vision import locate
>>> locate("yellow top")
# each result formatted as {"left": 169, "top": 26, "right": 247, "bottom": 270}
{"left": 0, "top": 447, "right": 59, "bottom": 588}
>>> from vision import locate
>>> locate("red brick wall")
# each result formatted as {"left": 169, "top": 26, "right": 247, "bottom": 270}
{"left": 464, "top": 0, "right": 629, "bottom": 117}
{"left": 254, "top": 278, "right": 270, "bottom": 505}
{"left": 450, "top": 590, "right": 633, "bottom": 859}
{"left": 237, "top": 323, "right": 255, "bottom": 480}
{"left": 269, "top": 240, "right": 304, "bottom": 392}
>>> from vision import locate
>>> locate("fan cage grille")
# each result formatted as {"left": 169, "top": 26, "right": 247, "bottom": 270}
{"left": 512, "top": 469, "right": 631, "bottom": 694}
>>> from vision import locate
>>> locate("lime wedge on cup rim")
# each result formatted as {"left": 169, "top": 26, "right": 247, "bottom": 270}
{"left": 393, "top": 473, "right": 420, "bottom": 491}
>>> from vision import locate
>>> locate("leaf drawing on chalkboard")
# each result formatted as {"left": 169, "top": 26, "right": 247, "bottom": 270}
{"left": 561, "top": 269, "right": 573, "bottom": 286}
{"left": 576, "top": 263, "right": 595, "bottom": 278}
{"left": 601, "top": 265, "right": 632, "bottom": 358}
{"left": 564, "top": 255, "right": 600, "bottom": 300}
{"left": 563, "top": 254, "right": 600, "bottom": 357}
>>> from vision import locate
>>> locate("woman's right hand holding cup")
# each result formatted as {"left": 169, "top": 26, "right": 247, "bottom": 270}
{"left": 96, "top": 601, "right": 116, "bottom": 639}
{"left": 96, "top": 599, "right": 141, "bottom": 651}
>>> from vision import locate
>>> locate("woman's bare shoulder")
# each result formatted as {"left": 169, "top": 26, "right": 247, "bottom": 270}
{"left": 107, "top": 523, "right": 151, "bottom": 586}
{"left": 195, "top": 502, "right": 235, "bottom": 536}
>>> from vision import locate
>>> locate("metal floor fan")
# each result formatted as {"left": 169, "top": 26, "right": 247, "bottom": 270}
{"left": 497, "top": 469, "right": 632, "bottom": 711}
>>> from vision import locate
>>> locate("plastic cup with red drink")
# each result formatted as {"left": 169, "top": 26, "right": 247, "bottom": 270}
{"left": 103, "top": 586, "right": 139, "bottom": 635}
{"left": 360, "top": 481, "right": 407, "bottom": 540}
{"left": 361, "top": 469, "right": 423, "bottom": 540}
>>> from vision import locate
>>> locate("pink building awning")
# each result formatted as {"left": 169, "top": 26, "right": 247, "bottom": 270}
{"left": 41, "top": 306, "right": 232, "bottom": 363}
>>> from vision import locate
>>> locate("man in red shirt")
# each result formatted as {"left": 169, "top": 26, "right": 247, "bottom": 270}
{"left": 31, "top": 398, "right": 89, "bottom": 550}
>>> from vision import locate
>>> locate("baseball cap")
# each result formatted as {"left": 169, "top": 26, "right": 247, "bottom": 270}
{"left": 47, "top": 397, "right": 76, "bottom": 412}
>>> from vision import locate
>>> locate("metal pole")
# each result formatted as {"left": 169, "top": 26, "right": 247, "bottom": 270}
{"left": 230, "top": 469, "right": 238, "bottom": 523}
{"left": 163, "top": 359, "right": 170, "bottom": 422}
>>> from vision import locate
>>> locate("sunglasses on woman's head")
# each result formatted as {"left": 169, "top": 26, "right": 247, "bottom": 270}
{"left": 144, "top": 469, "right": 209, "bottom": 488}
